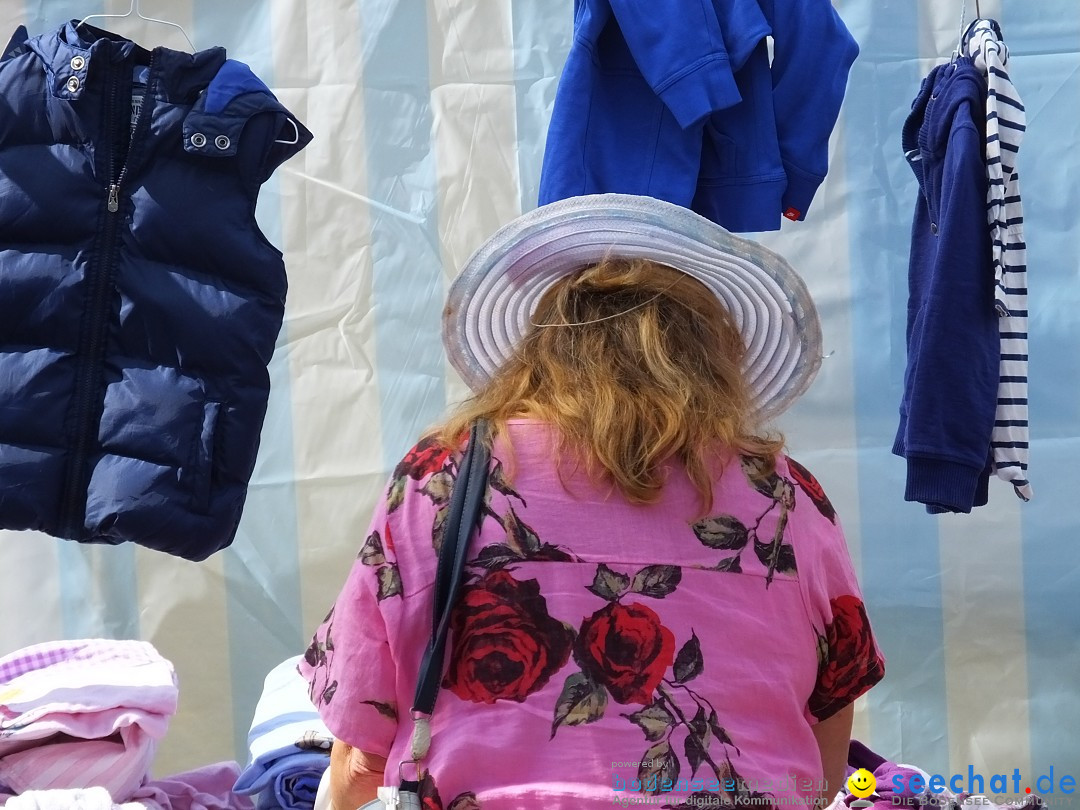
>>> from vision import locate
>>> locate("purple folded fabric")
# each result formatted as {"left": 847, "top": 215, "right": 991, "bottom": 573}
{"left": 848, "top": 740, "right": 887, "bottom": 772}
{"left": 132, "top": 762, "right": 255, "bottom": 810}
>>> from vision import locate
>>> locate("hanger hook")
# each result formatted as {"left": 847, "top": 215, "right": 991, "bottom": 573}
{"left": 274, "top": 117, "right": 300, "bottom": 146}
{"left": 955, "top": 0, "right": 968, "bottom": 58}
{"left": 78, "top": 0, "right": 196, "bottom": 52}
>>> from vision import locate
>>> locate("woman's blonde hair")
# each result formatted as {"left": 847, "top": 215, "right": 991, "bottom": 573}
{"left": 436, "top": 257, "right": 784, "bottom": 513}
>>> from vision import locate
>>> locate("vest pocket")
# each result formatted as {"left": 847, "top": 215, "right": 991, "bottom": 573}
{"left": 88, "top": 372, "right": 225, "bottom": 545}
{"left": 191, "top": 400, "right": 220, "bottom": 514}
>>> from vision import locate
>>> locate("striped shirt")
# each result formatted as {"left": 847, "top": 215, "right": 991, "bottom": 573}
{"left": 966, "top": 20, "right": 1032, "bottom": 501}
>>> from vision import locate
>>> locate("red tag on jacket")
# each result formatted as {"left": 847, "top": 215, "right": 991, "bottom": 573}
{"left": 783, "top": 207, "right": 801, "bottom": 221}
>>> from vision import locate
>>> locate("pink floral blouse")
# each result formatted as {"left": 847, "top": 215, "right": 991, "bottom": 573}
{"left": 299, "top": 421, "right": 884, "bottom": 810}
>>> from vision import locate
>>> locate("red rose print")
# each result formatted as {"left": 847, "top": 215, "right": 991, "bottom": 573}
{"left": 446, "top": 570, "right": 574, "bottom": 703}
{"left": 787, "top": 457, "right": 837, "bottom": 523}
{"left": 384, "top": 521, "right": 395, "bottom": 553}
{"left": 418, "top": 774, "right": 443, "bottom": 810}
{"left": 808, "top": 594, "right": 884, "bottom": 721}
{"left": 574, "top": 602, "right": 676, "bottom": 705}
{"left": 394, "top": 436, "right": 452, "bottom": 481}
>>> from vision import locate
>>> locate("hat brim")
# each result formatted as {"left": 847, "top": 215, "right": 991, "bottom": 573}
{"left": 443, "top": 194, "right": 822, "bottom": 421}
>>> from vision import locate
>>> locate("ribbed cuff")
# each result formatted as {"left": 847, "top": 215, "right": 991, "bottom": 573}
{"left": 780, "top": 160, "right": 826, "bottom": 222}
{"left": 904, "top": 457, "right": 984, "bottom": 514}
{"left": 657, "top": 55, "right": 741, "bottom": 129}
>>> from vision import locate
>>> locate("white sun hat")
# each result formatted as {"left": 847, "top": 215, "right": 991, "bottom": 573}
{"left": 443, "top": 194, "right": 822, "bottom": 420}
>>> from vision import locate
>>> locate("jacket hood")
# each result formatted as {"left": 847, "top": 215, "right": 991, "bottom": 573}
{"left": 903, "top": 57, "right": 986, "bottom": 159}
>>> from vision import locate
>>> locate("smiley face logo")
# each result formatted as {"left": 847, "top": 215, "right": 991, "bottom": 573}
{"left": 848, "top": 768, "right": 877, "bottom": 799}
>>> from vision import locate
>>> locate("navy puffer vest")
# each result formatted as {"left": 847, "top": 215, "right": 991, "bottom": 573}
{"left": 0, "top": 22, "right": 312, "bottom": 560}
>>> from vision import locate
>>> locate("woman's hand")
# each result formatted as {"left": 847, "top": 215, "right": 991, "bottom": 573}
{"left": 329, "top": 739, "right": 387, "bottom": 809}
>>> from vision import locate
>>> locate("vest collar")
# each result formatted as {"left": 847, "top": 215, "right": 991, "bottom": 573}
{"left": 27, "top": 21, "right": 225, "bottom": 103}
{"left": 23, "top": 22, "right": 311, "bottom": 163}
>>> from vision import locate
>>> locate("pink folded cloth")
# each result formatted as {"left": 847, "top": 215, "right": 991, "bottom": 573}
{"left": 0, "top": 639, "right": 178, "bottom": 798}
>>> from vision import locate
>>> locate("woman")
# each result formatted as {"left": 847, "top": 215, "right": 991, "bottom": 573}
{"left": 300, "top": 195, "right": 884, "bottom": 809}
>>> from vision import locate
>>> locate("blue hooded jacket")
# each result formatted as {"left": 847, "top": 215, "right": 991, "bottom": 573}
{"left": 894, "top": 58, "right": 998, "bottom": 513}
{"left": 537, "top": 0, "right": 859, "bottom": 232}
{"left": 0, "top": 22, "right": 312, "bottom": 559}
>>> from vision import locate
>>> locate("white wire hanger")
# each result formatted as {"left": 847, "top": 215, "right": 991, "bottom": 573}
{"left": 275, "top": 118, "right": 299, "bottom": 146}
{"left": 78, "top": 0, "right": 196, "bottom": 52}
{"left": 951, "top": 0, "right": 985, "bottom": 62}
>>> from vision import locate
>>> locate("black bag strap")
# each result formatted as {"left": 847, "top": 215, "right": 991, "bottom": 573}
{"left": 412, "top": 418, "right": 490, "bottom": 716}
{"left": 398, "top": 420, "right": 490, "bottom": 793}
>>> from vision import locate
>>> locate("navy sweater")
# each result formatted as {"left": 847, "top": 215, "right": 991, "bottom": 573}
{"left": 894, "top": 58, "right": 999, "bottom": 513}
{"left": 538, "top": 0, "right": 858, "bottom": 232}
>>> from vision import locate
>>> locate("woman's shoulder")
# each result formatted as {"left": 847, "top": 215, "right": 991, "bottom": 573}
{"left": 712, "top": 451, "right": 844, "bottom": 548}
{"left": 774, "top": 454, "right": 839, "bottom": 526}
{"left": 392, "top": 434, "right": 458, "bottom": 481}
{"left": 768, "top": 454, "right": 854, "bottom": 580}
